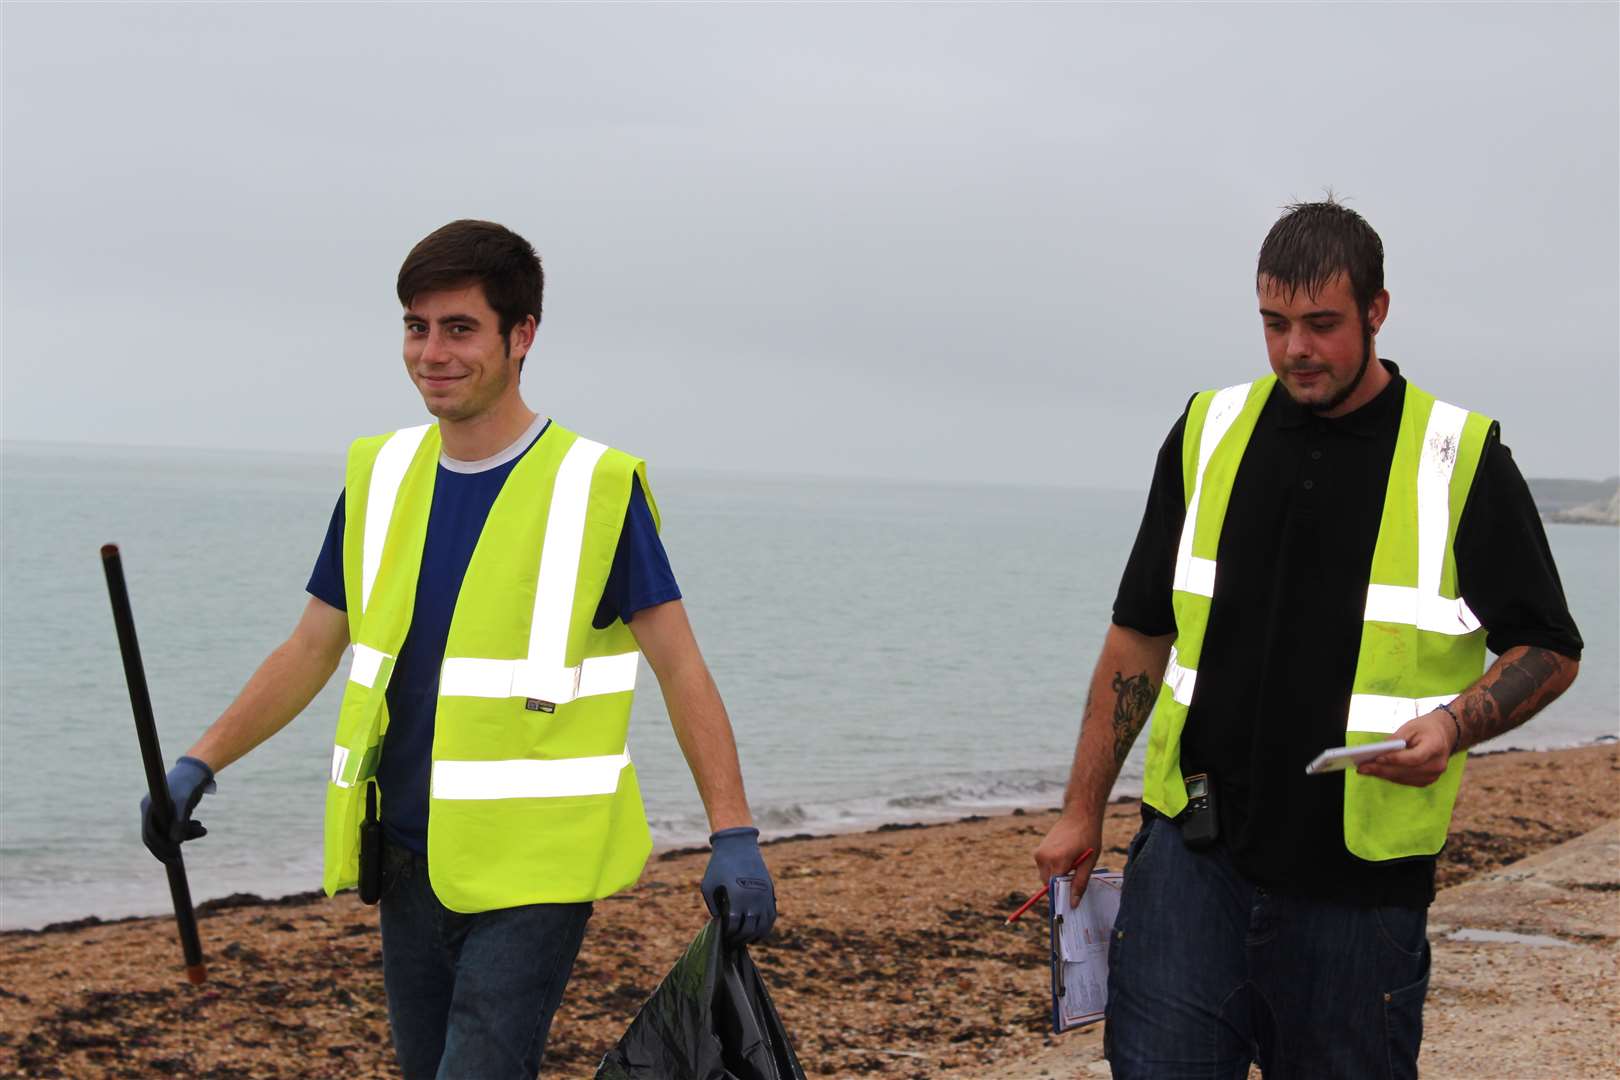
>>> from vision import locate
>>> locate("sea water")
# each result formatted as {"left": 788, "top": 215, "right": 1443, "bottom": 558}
{"left": 2, "top": 442, "right": 1614, "bottom": 929}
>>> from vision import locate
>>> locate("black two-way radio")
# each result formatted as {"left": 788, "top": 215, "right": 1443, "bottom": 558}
{"left": 1179, "top": 772, "right": 1219, "bottom": 851}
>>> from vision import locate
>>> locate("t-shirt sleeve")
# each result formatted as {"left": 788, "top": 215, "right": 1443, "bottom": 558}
{"left": 593, "top": 474, "right": 682, "bottom": 628}
{"left": 306, "top": 491, "right": 348, "bottom": 612}
{"left": 1111, "top": 406, "right": 1190, "bottom": 637}
{"left": 1454, "top": 427, "right": 1584, "bottom": 659}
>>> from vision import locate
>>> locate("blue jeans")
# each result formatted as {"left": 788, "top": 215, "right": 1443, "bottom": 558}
{"left": 1105, "top": 814, "right": 1430, "bottom": 1080}
{"left": 378, "top": 842, "right": 592, "bottom": 1079}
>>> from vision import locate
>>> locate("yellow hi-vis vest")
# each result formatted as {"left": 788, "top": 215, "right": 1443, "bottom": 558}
{"left": 322, "top": 421, "right": 658, "bottom": 911}
{"left": 1140, "top": 376, "right": 1494, "bottom": 861}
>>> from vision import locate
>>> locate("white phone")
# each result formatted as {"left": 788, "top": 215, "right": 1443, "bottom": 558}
{"left": 1304, "top": 739, "right": 1408, "bottom": 775}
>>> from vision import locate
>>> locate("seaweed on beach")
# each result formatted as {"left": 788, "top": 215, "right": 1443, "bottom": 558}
{"left": 0, "top": 745, "right": 1614, "bottom": 1079}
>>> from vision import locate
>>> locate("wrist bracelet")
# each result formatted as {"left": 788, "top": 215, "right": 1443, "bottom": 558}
{"left": 1437, "top": 702, "right": 1463, "bottom": 754}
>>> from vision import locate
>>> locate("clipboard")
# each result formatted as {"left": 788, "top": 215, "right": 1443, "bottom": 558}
{"left": 1049, "top": 868, "right": 1124, "bottom": 1033}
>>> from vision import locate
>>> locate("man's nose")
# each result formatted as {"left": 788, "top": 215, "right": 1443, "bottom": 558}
{"left": 1286, "top": 326, "right": 1313, "bottom": 361}
{"left": 418, "top": 330, "right": 450, "bottom": 364}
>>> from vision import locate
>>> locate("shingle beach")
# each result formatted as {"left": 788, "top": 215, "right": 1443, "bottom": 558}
{"left": 3, "top": 744, "right": 1614, "bottom": 1079}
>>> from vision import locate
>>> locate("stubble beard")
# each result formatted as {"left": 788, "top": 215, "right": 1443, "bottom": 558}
{"left": 1301, "top": 319, "right": 1373, "bottom": 415}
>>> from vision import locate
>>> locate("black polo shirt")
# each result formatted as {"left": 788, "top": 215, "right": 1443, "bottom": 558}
{"left": 1113, "top": 361, "right": 1584, "bottom": 908}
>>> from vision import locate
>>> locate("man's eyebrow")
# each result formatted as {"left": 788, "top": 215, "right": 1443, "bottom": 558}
{"left": 1258, "top": 307, "right": 1341, "bottom": 320}
{"left": 402, "top": 312, "right": 482, "bottom": 325}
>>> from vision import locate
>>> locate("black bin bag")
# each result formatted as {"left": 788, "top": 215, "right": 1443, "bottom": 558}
{"left": 595, "top": 914, "right": 806, "bottom": 1080}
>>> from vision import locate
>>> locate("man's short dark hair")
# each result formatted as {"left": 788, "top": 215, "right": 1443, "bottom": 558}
{"left": 1256, "top": 199, "right": 1385, "bottom": 314}
{"left": 397, "top": 220, "right": 544, "bottom": 358}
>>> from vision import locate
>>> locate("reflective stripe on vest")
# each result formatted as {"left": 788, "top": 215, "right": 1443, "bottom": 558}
{"left": 324, "top": 421, "right": 657, "bottom": 907}
{"left": 329, "top": 432, "right": 640, "bottom": 799}
{"left": 431, "top": 436, "right": 637, "bottom": 803}
{"left": 1346, "top": 398, "right": 1482, "bottom": 734}
{"left": 1360, "top": 400, "right": 1481, "bottom": 636}
{"left": 362, "top": 424, "right": 432, "bottom": 613}
{"left": 329, "top": 742, "right": 381, "bottom": 787}
{"left": 1161, "top": 387, "right": 1483, "bottom": 729}
{"left": 1172, "top": 381, "right": 1253, "bottom": 601}
{"left": 1163, "top": 645, "right": 1197, "bottom": 707}
{"left": 1159, "top": 381, "right": 1255, "bottom": 702}
{"left": 436, "top": 437, "right": 638, "bottom": 709}
{"left": 431, "top": 751, "right": 632, "bottom": 800}
{"left": 1138, "top": 378, "right": 1273, "bottom": 821}
{"left": 326, "top": 425, "right": 431, "bottom": 788}
{"left": 348, "top": 643, "right": 389, "bottom": 689}
{"left": 1345, "top": 693, "right": 1458, "bottom": 735}
{"left": 1142, "top": 376, "right": 1493, "bottom": 861}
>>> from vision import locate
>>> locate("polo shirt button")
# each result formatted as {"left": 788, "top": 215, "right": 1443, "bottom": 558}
{"left": 1303, "top": 479, "right": 1315, "bottom": 490}
{"left": 1311, "top": 449, "right": 1323, "bottom": 460}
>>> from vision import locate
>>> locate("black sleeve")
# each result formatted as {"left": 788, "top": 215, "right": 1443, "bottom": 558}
{"left": 1111, "top": 406, "right": 1190, "bottom": 636}
{"left": 1454, "top": 426, "right": 1583, "bottom": 659}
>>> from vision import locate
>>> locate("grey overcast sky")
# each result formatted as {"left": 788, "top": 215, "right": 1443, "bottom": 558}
{"left": 3, "top": 3, "right": 1616, "bottom": 488}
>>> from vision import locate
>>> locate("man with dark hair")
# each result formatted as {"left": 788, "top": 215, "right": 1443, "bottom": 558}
{"left": 1034, "top": 199, "right": 1582, "bottom": 1077}
{"left": 396, "top": 219, "right": 546, "bottom": 370}
{"left": 139, "top": 219, "right": 777, "bottom": 1078}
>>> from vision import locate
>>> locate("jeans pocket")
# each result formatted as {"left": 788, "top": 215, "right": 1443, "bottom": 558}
{"left": 1381, "top": 942, "right": 1430, "bottom": 1080}
{"left": 1374, "top": 904, "right": 1428, "bottom": 959}
{"left": 379, "top": 841, "right": 415, "bottom": 903}
{"left": 1125, "top": 816, "right": 1156, "bottom": 869}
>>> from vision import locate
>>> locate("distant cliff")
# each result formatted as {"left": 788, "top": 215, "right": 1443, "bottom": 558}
{"left": 1527, "top": 477, "right": 1620, "bottom": 526}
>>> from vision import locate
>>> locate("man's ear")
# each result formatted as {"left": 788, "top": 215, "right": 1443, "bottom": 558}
{"left": 1366, "top": 289, "right": 1390, "bottom": 335}
{"left": 507, "top": 314, "right": 537, "bottom": 359}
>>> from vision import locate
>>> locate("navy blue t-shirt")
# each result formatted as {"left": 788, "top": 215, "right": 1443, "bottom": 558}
{"left": 306, "top": 419, "right": 680, "bottom": 853}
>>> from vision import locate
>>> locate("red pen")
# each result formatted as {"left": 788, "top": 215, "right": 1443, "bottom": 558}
{"left": 1005, "top": 847, "right": 1095, "bottom": 925}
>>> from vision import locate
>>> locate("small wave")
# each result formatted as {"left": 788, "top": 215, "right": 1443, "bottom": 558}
{"left": 885, "top": 774, "right": 1067, "bottom": 810}
{"left": 646, "top": 767, "right": 1092, "bottom": 848}
{"left": 644, "top": 801, "right": 814, "bottom": 842}
{"left": 755, "top": 804, "right": 812, "bottom": 828}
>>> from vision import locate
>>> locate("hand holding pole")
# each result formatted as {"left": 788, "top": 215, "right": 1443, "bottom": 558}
{"left": 102, "top": 543, "right": 207, "bottom": 985}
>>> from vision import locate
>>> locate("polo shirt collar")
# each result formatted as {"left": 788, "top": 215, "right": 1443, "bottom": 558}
{"left": 1273, "top": 359, "right": 1405, "bottom": 437}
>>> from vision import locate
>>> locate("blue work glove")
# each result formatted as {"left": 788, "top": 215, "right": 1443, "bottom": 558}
{"left": 140, "top": 756, "right": 216, "bottom": 864}
{"left": 701, "top": 826, "right": 776, "bottom": 945}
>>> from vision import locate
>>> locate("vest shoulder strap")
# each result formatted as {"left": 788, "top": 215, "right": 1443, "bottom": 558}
{"left": 1179, "top": 376, "right": 1276, "bottom": 509}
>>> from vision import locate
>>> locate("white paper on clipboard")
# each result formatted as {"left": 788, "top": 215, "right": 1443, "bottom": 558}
{"left": 1050, "top": 869, "right": 1124, "bottom": 1032}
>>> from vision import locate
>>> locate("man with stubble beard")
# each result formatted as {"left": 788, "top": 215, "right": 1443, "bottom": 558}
{"left": 1035, "top": 200, "right": 1582, "bottom": 1078}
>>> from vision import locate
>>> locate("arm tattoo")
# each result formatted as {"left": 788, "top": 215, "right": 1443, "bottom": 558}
{"left": 1454, "top": 646, "right": 1577, "bottom": 750}
{"left": 1110, "top": 671, "right": 1156, "bottom": 767}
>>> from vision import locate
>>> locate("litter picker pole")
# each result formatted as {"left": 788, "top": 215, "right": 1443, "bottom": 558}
{"left": 101, "top": 543, "right": 207, "bottom": 985}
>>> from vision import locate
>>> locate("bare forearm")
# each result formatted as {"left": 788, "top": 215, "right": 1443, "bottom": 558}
{"left": 631, "top": 600, "right": 754, "bottom": 833}
{"left": 1059, "top": 624, "right": 1173, "bottom": 818}
{"left": 660, "top": 661, "right": 753, "bottom": 832}
{"left": 1450, "top": 645, "right": 1579, "bottom": 752}
{"left": 188, "top": 634, "right": 344, "bottom": 772}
